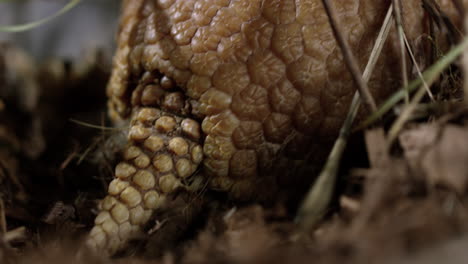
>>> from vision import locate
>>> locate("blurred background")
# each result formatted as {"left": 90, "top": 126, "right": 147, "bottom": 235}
{"left": 0, "top": 0, "right": 120, "bottom": 60}
{"left": 0, "top": 0, "right": 124, "bottom": 219}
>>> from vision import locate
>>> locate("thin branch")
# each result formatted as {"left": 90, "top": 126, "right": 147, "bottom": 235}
{"left": 320, "top": 0, "right": 378, "bottom": 113}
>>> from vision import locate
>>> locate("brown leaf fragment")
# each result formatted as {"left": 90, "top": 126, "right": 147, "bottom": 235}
{"left": 339, "top": 196, "right": 361, "bottom": 216}
{"left": 400, "top": 124, "right": 468, "bottom": 193}
{"left": 364, "top": 128, "right": 389, "bottom": 167}
{"left": 399, "top": 124, "right": 439, "bottom": 170}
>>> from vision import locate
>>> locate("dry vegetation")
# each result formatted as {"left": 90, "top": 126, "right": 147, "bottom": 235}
{"left": 1, "top": 0, "right": 468, "bottom": 263}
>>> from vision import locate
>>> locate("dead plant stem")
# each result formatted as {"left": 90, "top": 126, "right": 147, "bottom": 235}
{"left": 296, "top": 4, "right": 393, "bottom": 230}
{"left": 393, "top": 0, "right": 410, "bottom": 103}
{"left": 361, "top": 36, "right": 468, "bottom": 128}
{"left": 403, "top": 32, "right": 435, "bottom": 100}
{"left": 320, "top": 0, "right": 377, "bottom": 113}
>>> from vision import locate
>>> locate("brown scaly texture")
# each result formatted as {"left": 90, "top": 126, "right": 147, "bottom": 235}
{"left": 87, "top": 73, "right": 204, "bottom": 253}
{"left": 88, "top": 0, "right": 459, "bottom": 255}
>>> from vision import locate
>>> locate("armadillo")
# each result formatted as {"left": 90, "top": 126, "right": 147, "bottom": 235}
{"left": 86, "top": 0, "right": 459, "bottom": 255}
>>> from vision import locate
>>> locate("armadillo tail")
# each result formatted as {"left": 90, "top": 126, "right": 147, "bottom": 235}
{"left": 86, "top": 106, "right": 203, "bottom": 255}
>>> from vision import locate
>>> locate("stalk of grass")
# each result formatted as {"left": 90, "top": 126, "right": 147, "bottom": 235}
{"left": 360, "top": 36, "right": 468, "bottom": 129}
{"left": 296, "top": 4, "right": 394, "bottom": 230}
{"left": 319, "top": 0, "right": 377, "bottom": 113}
{"left": 392, "top": 0, "right": 409, "bottom": 103}
{"left": 0, "top": 0, "right": 81, "bottom": 32}
{"left": 387, "top": 81, "right": 430, "bottom": 144}
{"left": 403, "top": 32, "right": 435, "bottom": 101}
{"left": 69, "top": 118, "right": 123, "bottom": 131}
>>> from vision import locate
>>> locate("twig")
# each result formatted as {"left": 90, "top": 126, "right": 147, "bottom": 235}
{"left": 60, "top": 144, "right": 79, "bottom": 170}
{"left": 295, "top": 4, "right": 393, "bottom": 231}
{"left": 320, "top": 0, "right": 377, "bottom": 113}
{"left": 393, "top": 0, "right": 409, "bottom": 103}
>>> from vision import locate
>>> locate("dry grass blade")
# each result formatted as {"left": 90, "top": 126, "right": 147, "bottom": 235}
{"left": 465, "top": 6, "right": 468, "bottom": 106}
{"left": 385, "top": 29, "right": 446, "bottom": 144}
{"left": 76, "top": 137, "right": 103, "bottom": 165}
{"left": 0, "top": 0, "right": 81, "bottom": 32}
{"left": 362, "top": 5, "right": 394, "bottom": 82}
{"left": 69, "top": 118, "right": 122, "bottom": 131}
{"left": 423, "top": 0, "right": 463, "bottom": 42}
{"left": 70, "top": 117, "right": 124, "bottom": 166}
{"left": 0, "top": 198, "right": 25, "bottom": 250}
{"left": 403, "top": 33, "right": 435, "bottom": 101}
{"left": 392, "top": 0, "right": 409, "bottom": 103}
{"left": 3, "top": 227, "right": 26, "bottom": 244}
{"left": 361, "top": 36, "right": 468, "bottom": 129}
{"left": 296, "top": 4, "right": 393, "bottom": 231}
{"left": 320, "top": 0, "right": 377, "bottom": 113}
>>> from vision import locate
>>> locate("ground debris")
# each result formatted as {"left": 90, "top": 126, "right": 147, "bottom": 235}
{"left": 400, "top": 123, "right": 468, "bottom": 193}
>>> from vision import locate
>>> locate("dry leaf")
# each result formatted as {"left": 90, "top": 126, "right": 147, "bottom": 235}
{"left": 400, "top": 124, "right": 468, "bottom": 193}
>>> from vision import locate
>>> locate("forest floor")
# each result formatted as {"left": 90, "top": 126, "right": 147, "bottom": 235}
{"left": 2, "top": 6, "right": 468, "bottom": 264}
